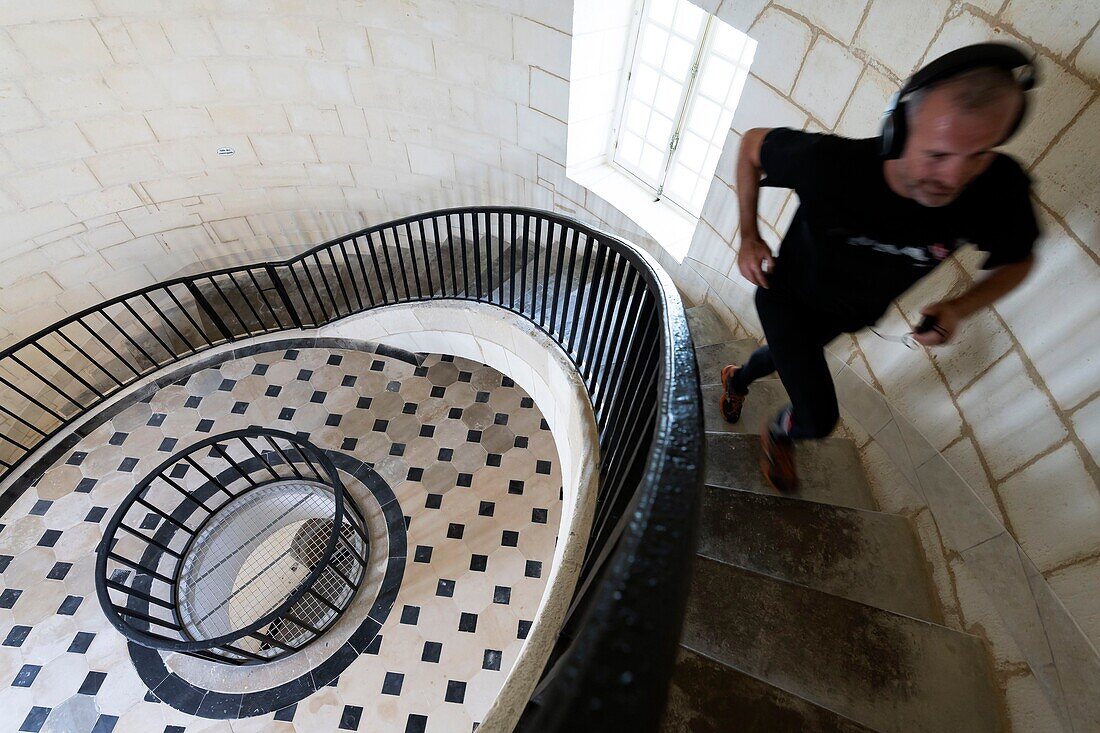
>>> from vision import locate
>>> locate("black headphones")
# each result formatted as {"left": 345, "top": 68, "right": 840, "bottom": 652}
{"left": 879, "top": 42, "right": 1038, "bottom": 159}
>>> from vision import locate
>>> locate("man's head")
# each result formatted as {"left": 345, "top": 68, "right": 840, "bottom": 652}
{"left": 892, "top": 66, "right": 1025, "bottom": 207}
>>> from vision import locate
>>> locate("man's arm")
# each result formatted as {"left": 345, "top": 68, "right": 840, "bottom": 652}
{"left": 735, "top": 127, "right": 775, "bottom": 289}
{"left": 912, "top": 253, "right": 1034, "bottom": 346}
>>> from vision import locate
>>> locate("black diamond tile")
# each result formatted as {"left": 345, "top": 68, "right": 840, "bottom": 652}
{"left": 118, "top": 457, "right": 138, "bottom": 472}
{"left": 458, "top": 370, "right": 472, "bottom": 382}
{"left": 370, "top": 359, "right": 384, "bottom": 371}
{"left": 422, "top": 640, "right": 442, "bottom": 663}
{"left": 328, "top": 354, "right": 343, "bottom": 365}
{"left": 139, "top": 513, "right": 159, "bottom": 530}
{"left": 445, "top": 680, "right": 466, "bottom": 703}
{"left": 325, "top": 414, "right": 342, "bottom": 427}
{"left": 47, "top": 562, "right": 72, "bottom": 580}
{"left": 279, "top": 407, "right": 296, "bottom": 421}
{"left": 274, "top": 704, "right": 297, "bottom": 722}
{"left": 386, "top": 380, "right": 401, "bottom": 392}
{"left": 339, "top": 374, "right": 356, "bottom": 388}
{"left": 475, "top": 391, "right": 490, "bottom": 403}
{"left": 310, "top": 391, "right": 327, "bottom": 404}
{"left": 508, "top": 480, "right": 524, "bottom": 495}
{"left": 365, "top": 635, "right": 383, "bottom": 655}
{"left": 142, "top": 690, "right": 158, "bottom": 702}
{"left": 425, "top": 493, "right": 442, "bottom": 509}
{"left": 218, "top": 378, "right": 236, "bottom": 391}
{"left": 13, "top": 663, "right": 41, "bottom": 687}
{"left": 436, "top": 579, "right": 455, "bottom": 597}
{"left": 29, "top": 499, "right": 51, "bottom": 516}
{"left": 437, "top": 447, "right": 453, "bottom": 461}
{"left": 109, "top": 432, "right": 128, "bottom": 446}
{"left": 38, "top": 529, "right": 61, "bottom": 547}
{"left": 169, "top": 464, "right": 189, "bottom": 479}
{"left": 19, "top": 706, "right": 49, "bottom": 732}
{"left": 281, "top": 349, "right": 297, "bottom": 361}
{"left": 184, "top": 395, "right": 201, "bottom": 408}
{"left": 448, "top": 407, "right": 463, "bottom": 419}
{"left": 75, "top": 478, "right": 97, "bottom": 493}
{"left": 536, "top": 460, "right": 552, "bottom": 475}
{"left": 457, "top": 473, "right": 473, "bottom": 487}
{"left": 540, "top": 418, "right": 551, "bottom": 430}
{"left": 265, "top": 385, "right": 282, "bottom": 397}
{"left": 518, "top": 619, "right": 532, "bottom": 639}
{"left": 419, "top": 424, "right": 435, "bottom": 438}
{"left": 532, "top": 507, "right": 548, "bottom": 524}
{"left": 382, "top": 671, "right": 404, "bottom": 695}
{"left": 3, "top": 625, "right": 31, "bottom": 647}
{"left": 66, "top": 451, "right": 87, "bottom": 466}
{"left": 357, "top": 396, "right": 372, "bottom": 409}
{"left": 458, "top": 612, "right": 478, "bottom": 633}
{"left": 68, "top": 632, "right": 95, "bottom": 653}
{"left": 90, "top": 714, "right": 118, "bottom": 733}
{"left": 339, "top": 704, "right": 363, "bottom": 730}
{"left": 148, "top": 413, "right": 167, "bottom": 426}
{"left": 0, "top": 556, "right": 11, "bottom": 573}
{"left": 341, "top": 437, "right": 358, "bottom": 451}
{"left": 406, "top": 714, "right": 428, "bottom": 733}
{"left": 446, "top": 523, "right": 464, "bottom": 539}
{"left": 502, "top": 530, "right": 519, "bottom": 547}
{"left": 483, "top": 649, "right": 502, "bottom": 671}
{"left": 231, "top": 400, "right": 249, "bottom": 414}
{"left": 402, "top": 402, "right": 417, "bottom": 415}
{"left": 414, "top": 545, "right": 432, "bottom": 563}
{"left": 400, "top": 605, "right": 420, "bottom": 625}
{"left": 252, "top": 363, "right": 269, "bottom": 376}
{"left": 493, "top": 586, "right": 511, "bottom": 605}
{"left": 85, "top": 506, "right": 108, "bottom": 523}
{"left": 501, "top": 375, "right": 514, "bottom": 387}
{"left": 478, "top": 501, "right": 495, "bottom": 517}
{"left": 196, "top": 418, "right": 214, "bottom": 433}
{"left": 470, "top": 554, "right": 488, "bottom": 572}
{"left": 389, "top": 443, "right": 406, "bottom": 456}
{"left": 78, "top": 671, "right": 107, "bottom": 695}
{"left": 467, "top": 430, "right": 482, "bottom": 442}
{"left": 526, "top": 560, "right": 543, "bottom": 578}
{"left": 493, "top": 413, "right": 509, "bottom": 426}
{"left": 430, "top": 385, "right": 446, "bottom": 398}
{"left": 296, "top": 369, "right": 313, "bottom": 381}
{"left": 407, "top": 467, "right": 424, "bottom": 482}
{"left": 520, "top": 397, "right": 534, "bottom": 408}
{"left": 486, "top": 453, "right": 502, "bottom": 467}
{"left": 158, "top": 437, "right": 177, "bottom": 452}
{"left": 372, "top": 419, "right": 389, "bottom": 432}
{"left": 58, "top": 595, "right": 83, "bottom": 615}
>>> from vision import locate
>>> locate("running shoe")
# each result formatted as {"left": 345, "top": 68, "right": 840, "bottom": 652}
{"left": 760, "top": 415, "right": 799, "bottom": 493}
{"left": 719, "top": 364, "right": 747, "bottom": 423}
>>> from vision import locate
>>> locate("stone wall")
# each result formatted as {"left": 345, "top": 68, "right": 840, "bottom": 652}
{"left": 0, "top": 1, "right": 1096, "bottom": 728}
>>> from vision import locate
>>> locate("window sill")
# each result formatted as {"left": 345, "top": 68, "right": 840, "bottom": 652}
{"left": 568, "top": 163, "right": 697, "bottom": 263}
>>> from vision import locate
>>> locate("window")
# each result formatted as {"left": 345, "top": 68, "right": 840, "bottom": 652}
{"left": 613, "top": 0, "right": 755, "bottom": 217}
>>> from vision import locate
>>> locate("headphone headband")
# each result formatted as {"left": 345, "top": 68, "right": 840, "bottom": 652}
{"left": 880, "top": 42, "right": 1039, "bottom": 159}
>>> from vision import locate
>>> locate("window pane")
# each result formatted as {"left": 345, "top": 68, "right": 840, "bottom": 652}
{"left": 666, "top": 163, "right": 699, "bottom": 203}
{"left": 648, "top": 111, "right": 673, "bottom": 148}
{"left": 687, "top": 96, "right": 721, "bottom": 139}
{"left": 649, "top": 0, "right": 676, "bottom": 28}
{"left": 672, "top": 0, "right": 706, "bottom": 38}
{"left": 627, "top": 100, "right": 649, "bottom": 134}
{"left": 640, "top": 143, "right": 665, "bottom": 179}
{"left": 655, "top": 75, "right": 682, "bottom": 112}
{"left": 641, "top": 25, "right": 669, "bottom": 67}
{"left": 635, "top": 64, "right": 659, "bottom": 105}
{"left": 664, "top": 35, "right": 695, "bottom": 79}
{"left": 699, "top": 57, "right": 735, "bottom": 99}
{"left": 678, "top": 132, "right": 708, "bottom": 170}
{"left": 621, "top": 132, "right": 643, "bottom": 166}
{"left": 713, "top": 21, "right": 747, "bottom": 61}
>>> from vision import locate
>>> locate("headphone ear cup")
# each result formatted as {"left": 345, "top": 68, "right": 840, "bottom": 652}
{"left": 880, "top": 99, "right": 907, "bottom": 159}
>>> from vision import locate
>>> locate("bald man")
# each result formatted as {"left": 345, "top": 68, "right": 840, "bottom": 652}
{"left": 721, "top": 65, "right": 1038, "bottom": 493}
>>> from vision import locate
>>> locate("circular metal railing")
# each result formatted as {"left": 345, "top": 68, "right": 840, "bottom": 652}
{"left": 95, "top": 428, "right": 369, "bottom": 664}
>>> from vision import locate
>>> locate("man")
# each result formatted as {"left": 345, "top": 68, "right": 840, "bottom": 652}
{"left": 720, "top": 44, "right": 1039, "bottom": 493}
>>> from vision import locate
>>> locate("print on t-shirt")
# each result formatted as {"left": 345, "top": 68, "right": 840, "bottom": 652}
{"left": 845, "top": 234, "right": 964, "bottom": 267}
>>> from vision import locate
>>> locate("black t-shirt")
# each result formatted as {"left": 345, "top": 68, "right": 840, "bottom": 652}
{"left": 759, "top": 127, "right": 1039, "bottom": 327}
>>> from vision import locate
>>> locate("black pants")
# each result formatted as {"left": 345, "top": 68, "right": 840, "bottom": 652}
{"left": 729, "top": 285, "right": 850, "bottom": 440}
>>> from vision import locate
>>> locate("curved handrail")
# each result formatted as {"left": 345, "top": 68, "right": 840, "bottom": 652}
{"left": 0, "top": 206, "right": 703, "bottom": 729}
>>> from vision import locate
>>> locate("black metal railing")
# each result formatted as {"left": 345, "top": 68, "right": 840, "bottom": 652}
{"left": 95, "top": 429, "right": 369, "bottom": 665}
{"left": 1, "top": 206, "right": 703, "bottom": 728}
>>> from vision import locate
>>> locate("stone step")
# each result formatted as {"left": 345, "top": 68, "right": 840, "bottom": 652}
{"left": 683, "top": 557, "right": 1001, "bottom": 733}
{"left": 705, "top": 432, "right": 877, "bottom": 511}
{"left": 695, "top": 338, "right": 774, "bottom": 386}
{"left": 698, "top": 484, "right": 941, "bottom": 623}
{"left": 685, "top": 305, "right": 734, "bottom": 348}
{"left": 662, "top": 646, "right": 875, "bottom": 733}
{"left": 701, "top": 380, "right": 790, "bottom": 435}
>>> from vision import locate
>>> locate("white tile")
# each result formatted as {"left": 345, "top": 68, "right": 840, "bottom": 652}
{"left": 791, "top": 36, "right": 864, "bottom": 128}
{"left": 854, "top": 0, "right": 952, "bottom": 78}
{"left": 1003, "top": 0, "right": 1100, "bottom": 57}
{"left": 747, "top": 8, "right": 813, "bottom": 94}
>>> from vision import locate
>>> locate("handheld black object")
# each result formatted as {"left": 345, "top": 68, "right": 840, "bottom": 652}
{"left": 880, "top": 42, "right": 1039, "bottom": 160}
{"left": 914, "top": 314, "right": 938, "bottom": 334}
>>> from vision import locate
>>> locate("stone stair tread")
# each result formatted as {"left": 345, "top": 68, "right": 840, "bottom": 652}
{"left": 701, "top": 381, "right": 790, "bottom": 436}
{"left": 663, "top": 645, "right": 876, "bottom": 733}
{"left": 698, "top": 484, "right": 942, "bottom": 623}
{"left": 705, "top": 432, "right": 878, "bottom": 511}
{"left": 695, "top": 339, "right": 774, "bottom": 386}
{"left": 683, "top": 556, "right": 1000, "bottom": 733}
{"left": 686, "top": 305, "right": 734, "bottom": 348}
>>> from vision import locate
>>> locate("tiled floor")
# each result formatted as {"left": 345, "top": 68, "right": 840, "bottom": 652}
{"left": 0, "top": 341, "right": 563, "bottom": 732}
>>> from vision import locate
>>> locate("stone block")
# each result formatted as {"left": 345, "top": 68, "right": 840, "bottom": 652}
{"left": 748, "top": 8, "right": 813, "bottom": 94}
{"left": 1046, "top": 557, "right": 1100, "bottom": 652}
{"left": 306, "top": 65, "right": 355, "bottom": 104}
{"left": 1004, "top": 56, "right": 1091, "bottom": 165}
{"left": 995, "top": 215, "right": 1100, "bottom": 409}
{"left": 25, "top": 72, "right": 120, "bottom": 118}
{"left": 1075, "top": 23, "right": 1099, "bottom": 78}
{"left": 265, "top": 16, "right": 323, "bottom": 58}
{"left": 150, "top": 62, "right": 219, "bottom": 105}
{"left": 513, "top": 17, "right": 571, "bottom": 80}
{"left": 1033, "top": 100, "right": 1098, "bottom": 248}
{"left": 1071, "top": 396, "right": 1098, "bottom": 463}
{"left": 161, "top": 18, "right": 220, "bottom": 56}
{"left": 923, "top": 10, "right": 1004, "bottom": 64}
{"left": 998, "top": 443, "right": 1099, "bottom": 572}
{"left": 123, "top": 19, "right": 175, "bottom": 62}
{"left": 855, "top": 0, "right": 952, "bottom": 78}
{"left": 67, "top": 186, "right": 143, "bottom": 221}
{"left": 84, "top": 148, "right": 165, "bottom": 187}
{"left": 204, "top": 58, "right": 262, "bottom": 100}
{"left": 1001, "top": 669, "right": 1071, "bottom": 733}
{"left": 407, "top": 144, "right": 456, "bottom": 179}
{"left": 211, "top": 17, "right": 268, "bottom": 56}
{"left": 518, "top": 106, "right": 567, "bottom": 162}
{"left": 730, "top": 75, "right": 807, "bottom": 134}
{"left": 772, "top": 0, "right": 869, "bottom": 43}
{"left": 77, "top": 114, "right": 156, "bottom": 151}
{"left": 249, "top": 134, "right": 320, "bottom": 164}
{"left": 1003, "top": 0, "right": 1100, "bottom": 58}
{"left": 0, "top": 87, "right": 41, "bottom": 135}
{"left": 117, "top": 207, "right": 201, "bottom": 238}
{"left": 286, "top": 106, "right": 341, "bottom": 135}
{"left": 792, "top": 36, "right": 864, "bottom": 128}
{"left": 102, "top": 65, "right": 167, "bottom": 110}
{"left": 208, "top": 104, "right": 290, "bottom": 135}
{"left": 0, "top": 272, "right": 61, "bottom": 313}
{"left": 530, "top": 67, "right": 568, "bottom": 122}
{"left": 8, "top": 163, "right": 100, "bottom": 209}
{"left": 835, "top": 64, "right": 896, "bottom": 138}
{"left": 3, "top": 122, "right": 92, "bottom": 167}
{"left": 8, "top": 20, "right": 112, "bottom": 72}
{"left": 316, "top": 22, "right": 371, "bottom": 64}
{"left": 144, "top": 108, "right": 215, "bottom": 140}
{"left": 368, "top": 31, "right": 435, "bottom": 74}
{"left": 251, "top": 59, "right": 311, "bottom": 102}
{"left": 700, "top": 178, "right": 738, "bottom": 244}
{"left": 957, "top": 350, "right": 1067, "bottom": 480}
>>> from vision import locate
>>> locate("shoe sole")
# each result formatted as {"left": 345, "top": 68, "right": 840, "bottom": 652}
{"left": 759, "top": 421, "right": 800, "bottom": 493}
{"left": 719, "top": 364, "right": 743, "bottom": 424}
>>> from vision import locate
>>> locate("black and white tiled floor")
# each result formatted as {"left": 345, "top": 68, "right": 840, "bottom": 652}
{"left": 0, "top": 340, "right": 563, "bottom": 732}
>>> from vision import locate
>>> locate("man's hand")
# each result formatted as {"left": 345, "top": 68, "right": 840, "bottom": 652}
{"left": 911, "top": 301, "right": 962, "bottom": 346}
{"left": 737, "top": 235, "right": 775, "bottom": 289}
